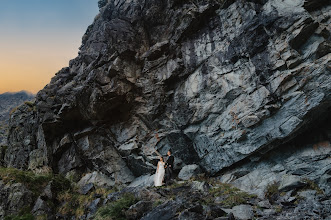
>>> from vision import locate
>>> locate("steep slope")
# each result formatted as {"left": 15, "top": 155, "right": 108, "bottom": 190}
{"left": 5, "top": 0, "right": 331, "bottom": 188}
{"left": 0, "top": 91, "right": 34, "bottom": 146}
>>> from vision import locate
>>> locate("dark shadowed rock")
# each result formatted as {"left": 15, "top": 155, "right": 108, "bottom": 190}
{"left": 125, "top": 200, "right": 153, "bottom": 220}
{"left": 141, "top": 201, "right": 178, "bottom": 220}
{"left": 79, "top": 183, "right": 94, "bottom": 195}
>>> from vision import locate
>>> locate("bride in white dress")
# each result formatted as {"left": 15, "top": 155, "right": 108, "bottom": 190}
{"left": 154, "top": 157, "right": 165, "bottom": 187}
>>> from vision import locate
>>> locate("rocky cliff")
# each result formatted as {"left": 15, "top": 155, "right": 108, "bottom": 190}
{"left": 0, "top": 91, "right": 34, "bottom": 146}
{"left": 2, "top": 0, "right": 331, "bottom": 218}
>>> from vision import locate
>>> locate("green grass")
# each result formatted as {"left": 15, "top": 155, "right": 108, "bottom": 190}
{"left": 208, "top": 183, "right": 256, "bottom": 208}
{"left": 4, "top": 206, "right": 34, "bottom": 220}
{"left": 0, "top": 167, "right": 52, "bottom": 194}
{"left": 57, "top": 186, "right": 117, "bottom": 218}
{"left": 94, "top": 193, "right": 138, "bottom": 220}
{"left": 4, "top": 214, "right": 34, "bottom": 220}
{"left": 153, "top": 200, "right": 163, "bottom": 207}
{"left": 0, "top": 167, "right": 71, "bottom": 196}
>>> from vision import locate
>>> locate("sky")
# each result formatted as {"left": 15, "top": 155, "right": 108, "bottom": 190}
{"left": 0, "top": 0, "right": 99, "bottom": 94}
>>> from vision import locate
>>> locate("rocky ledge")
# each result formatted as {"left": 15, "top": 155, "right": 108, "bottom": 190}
{"left": 1, "top": 166, "right": 330, "bottom": 219}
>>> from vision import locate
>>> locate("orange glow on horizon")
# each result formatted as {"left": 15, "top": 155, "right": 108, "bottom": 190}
{"left": 0, "top": 32, "right": 81, "bottom": 94}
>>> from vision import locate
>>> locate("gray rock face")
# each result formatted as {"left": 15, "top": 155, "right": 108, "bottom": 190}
{"left": 125, "top": 200, "right": 153, "bottom": 220}
{"left": 4, "top": 0, "right": 331, "bottom": 192}
{"left": 78, "top": 171, "right": 116, "bottom": 188}
{"left": 0, "top": 181, "right": 33, "bottom": 218}
{"left": 178, "top": 164, "right": 201, "bottom": 180}
{"left": 141, "top": 201, "right": 178, "bottom": 220}
{"left": 0, "top": 91, "right": 34, "bottom": 146}
{"left": 128, "top": 174, "right": 155, "bottom": 188}
{"left": 221, "top": 116, "right": 331, "bottom": 198}
{"left": 230, "top": 205, "right": 254, "bottom": 220}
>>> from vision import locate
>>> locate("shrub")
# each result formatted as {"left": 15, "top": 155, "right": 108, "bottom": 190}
{"left": 265, "top": 182, "right": 279, "bottom": 203}
{"left": 153, "top": 200, "right": 163, "bottom": 207}
{"left": 24, "top": 101, "right": 34, "bottom": 107}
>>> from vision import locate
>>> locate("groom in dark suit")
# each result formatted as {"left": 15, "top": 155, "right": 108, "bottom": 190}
{"left": 165, "top": 150, "right": 174, "bottom": 185}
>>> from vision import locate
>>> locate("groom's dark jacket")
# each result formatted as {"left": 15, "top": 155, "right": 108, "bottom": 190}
{"left": 166, "top": 155, "right": 174, "bottom": 169}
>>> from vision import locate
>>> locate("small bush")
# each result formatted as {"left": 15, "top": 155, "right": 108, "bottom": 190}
{"left": 94, "top": 193, "right": 138, "bottom": 220}
{"left": 302, "top": 178, "right": 324, "bottom": 194}
{"left": 265, "top": 182, "right": 279, "bottom": 203}
{"left": 24, "top": 101, "right": 34, "bottom": 107}
{"left": 153, "top": 200, "right": 163, "bottom": 207}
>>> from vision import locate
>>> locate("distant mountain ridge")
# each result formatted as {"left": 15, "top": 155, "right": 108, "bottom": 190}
{"left": 0, "top": 91, "right": 35, "bottom": 145}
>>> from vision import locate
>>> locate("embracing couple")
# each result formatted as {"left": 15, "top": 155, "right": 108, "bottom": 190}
{"left": 154, "top": 150, "right": 174, "bottom": 187}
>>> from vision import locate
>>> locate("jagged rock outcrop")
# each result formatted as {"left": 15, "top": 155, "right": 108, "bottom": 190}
{"left": 5, "top": 0, "right": 331, "bottom": 196}
{"left": 0, "top": 181, "right": 33, "bottom": 218}
{"left": 0, "top": 91, "right": 34, "bottom": 146}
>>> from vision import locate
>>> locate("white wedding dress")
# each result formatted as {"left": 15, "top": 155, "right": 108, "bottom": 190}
{"left": 154, "top": 161, "right": 165, "bottom": 186}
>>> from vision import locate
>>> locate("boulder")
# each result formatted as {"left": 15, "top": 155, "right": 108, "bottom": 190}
{"left": 191, "top": 181, "right": 210, "bottom": 192}
{"left": 125, "top": 201, "right": 153, "bottom": 220}
{"left": 279, "top": 175, "right": 305, "bottom": 192}
{"left": 0, "top": 182, "right": 33, "bottom": 218}
{"left": 141, "top": 201, "right": 178, "bottom": 220}
{"left": 178, "top": 164, "right": 202, "bottom": 181}
{"left": 178, "top": 211, "right": 205, "bottom": 220}
{"left": 230, "top": 205, "right": 254, "bottom": 220}
{"left": 128, "top": 174, "right": 155, "bottom": 188}
{"left": 78, "top": 171, "right": 115, "bottom": 188}
{"left": 32, "top": 197, "right": 52, "bottom": 216}
{"left": 78, "top": 183, "right": 94, "bottom": 195}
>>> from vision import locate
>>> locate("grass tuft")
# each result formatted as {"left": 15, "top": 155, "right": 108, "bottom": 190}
{"left": 94, "top": 193, "right": 138, "bottom": 220}
{"left": 302, "top": 178, "right": 324, "bottom": 194}
{"left": 265, "top": 182, "right": 279, "bottom": 203}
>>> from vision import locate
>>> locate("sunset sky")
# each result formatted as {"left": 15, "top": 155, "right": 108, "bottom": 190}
{"left": 0, "top": 0, "right": 99, "bottom": 94}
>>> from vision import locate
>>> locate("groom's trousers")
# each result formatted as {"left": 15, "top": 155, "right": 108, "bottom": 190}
{"left": 165, "top": 167, "right": 173, "bottom": 183}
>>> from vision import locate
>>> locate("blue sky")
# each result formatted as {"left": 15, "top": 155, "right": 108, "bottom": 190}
{"left": 0, "top": 0, "right": 99, "bottom": 93}
{"left": 0, "top": 0, "right": 98, "bottom": 31}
